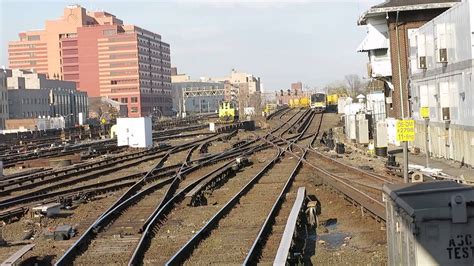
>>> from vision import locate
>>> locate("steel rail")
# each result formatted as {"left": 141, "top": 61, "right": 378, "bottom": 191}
{"left": 1, "top": 139, "right": 118, "bottom": 167}
{"left": 128, "top": 139, "right": 273, "bottom": 265}
{"left": 0, "top": 167, "right": 179, "bottom": 210}
{"left": 264, "top": 129, "right": 386, "bottom": 221}
{"left": 164, "top": 111, "right": 313, "bottom": 265}
{"left": 56, "top": 131, "right": 257, "bottom": 265}
{"left": 266, "top": 106, "right": 289, "bottom": 120}
{"left": 54, "top": 133, "right": 221, "bottom": 265}
{"left": 243, "top": 111, "right": 318, "bottom": 264}
{"left": 58, "top": 108, "right": 299, "bottom": 265}
{"left": 0, "top": 146, "right": 171, "bottom": 192}
{"left": 163, "top": 149, "right": 283, "bottom": 266}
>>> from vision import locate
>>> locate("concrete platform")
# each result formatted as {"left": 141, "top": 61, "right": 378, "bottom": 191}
{"left": 393, "top": 149, "right": 474, "bottom": 183}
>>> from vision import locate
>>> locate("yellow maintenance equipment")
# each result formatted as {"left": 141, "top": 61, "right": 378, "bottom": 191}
{"left": 264, "top": 103, "right": 277, "bottom": 114}
{"left": 218, "top": 101, "right": 238, "bottom": 122}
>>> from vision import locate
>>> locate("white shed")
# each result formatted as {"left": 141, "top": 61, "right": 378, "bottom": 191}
{"left": 116, "top": 117, "right": 153, "bottom": 148}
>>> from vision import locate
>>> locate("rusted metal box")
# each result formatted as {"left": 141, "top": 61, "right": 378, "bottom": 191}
{"left": 383, "top": 181, "right": 474, "bottom": 266}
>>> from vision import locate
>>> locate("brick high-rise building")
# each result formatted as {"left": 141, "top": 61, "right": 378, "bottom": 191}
{"left": 8, "top": 5, "right": 172, "bottom": 117}
{"left": 291, "top": 82, "right": 302, "bottom": 95}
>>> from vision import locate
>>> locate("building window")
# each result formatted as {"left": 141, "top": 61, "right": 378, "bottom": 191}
{"left": 131, "top": 107, "right": 138, "bottom": 113}
{"left": 131, "top": 97, "right": 138, "bottom": 103}
{"left": 103, "top": 29, "right": 116, "bottom": 36}
{"left": 27, "top": 35, "right": 40, "bottom": 41}
{"left": 121, "top": 97, "right": 128, "bottom": 103}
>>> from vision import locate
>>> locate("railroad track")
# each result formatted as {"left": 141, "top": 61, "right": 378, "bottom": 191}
{"left": 242, "top": 111, "right": 322, "bottom": 264}
{"left": 163, "top": 110, "right": 388, "bottom": 265}
{"left": 159, "top": 110, "right": 314, "bottom": 265}
{"left": 267, "top": 112, "right": 390, "bottom": 221}
{"left": 46, "top": 109, "right": 305, "bottom": 265}
{"left": 54, "top": 130, "right": 261, "bottom": 265}
{"left": 54, "top": 108, "right": 392, "bottom": 265}
{"left": 114, "top": 109, "right": 308, "bottom": 265}
{"left": 6, "top": 110, "right": 394, "bottom": 265}
{"left": 0, "top": 134, "right": 223, "bottom": 222}
{"left": 1, "top": 139, "right": 116, "bottom": 167}
{"left": 0, "top": 134, "right": 213, "bottom": 197}
{"left": 1, "top": 124, "right": 208, "bottom": 168}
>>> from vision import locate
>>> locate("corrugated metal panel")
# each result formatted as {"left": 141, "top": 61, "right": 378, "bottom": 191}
{"left": 410, "top": 0, "right": 473, "bottom": 127}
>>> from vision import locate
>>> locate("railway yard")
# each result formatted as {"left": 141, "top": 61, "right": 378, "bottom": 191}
{"left": 0, "top": 109, "right": 392, "bottom": 265}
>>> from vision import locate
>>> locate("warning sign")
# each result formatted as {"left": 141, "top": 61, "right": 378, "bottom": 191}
{"left": 396, "top": 119, "right": 415, "bottom": 142}
{"left": 420, "top": 107, "right": 430, "bottom": 119}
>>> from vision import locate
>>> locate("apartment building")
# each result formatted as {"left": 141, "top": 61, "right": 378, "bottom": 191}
{"left": 211, "top": 69, "right": 262, "bottom": 115}
{"left": 8, "top": 5, "right": 172, "bottom": 117}
{"left": 213, "top": 70, "right": 261, "bottom": 94}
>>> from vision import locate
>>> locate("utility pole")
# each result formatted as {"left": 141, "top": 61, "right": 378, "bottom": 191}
{"left": 425, "top": 117, "right": 430, "bottom": 168}
{"left": 396, "top": 11, "right": 410, "bottom": 183}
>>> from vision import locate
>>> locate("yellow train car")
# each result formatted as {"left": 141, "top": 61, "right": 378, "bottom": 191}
{"left": 299, "top": 97, "right": 310, "bottom": 108}
{"left": 327, "top": 94, "right": 339, "bottom": 106}
{"left": 310, "top": 93, "right": 327, "bottom": 111}
{"left": 290, "top": 98, "right": 301, "bottom": 108}
{"left": 327, "top": 93, "right": 346, "bottom": 112}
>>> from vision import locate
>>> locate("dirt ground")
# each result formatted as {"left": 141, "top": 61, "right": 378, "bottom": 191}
{"left": 298, "top": 166, "right": 388, "bottom": 265}
{"left": 0, "top": 191, "right": 125, "bottom": 264}
{"left": 301, "top": 113, "right": 388, "bottom": 265}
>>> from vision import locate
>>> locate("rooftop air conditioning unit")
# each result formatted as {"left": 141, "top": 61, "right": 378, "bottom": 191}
{"left": 438, "top": 48, "right": 448, "bottom": 63}
{"left": 418, "top": 56, "right": 427, "bottom": 69}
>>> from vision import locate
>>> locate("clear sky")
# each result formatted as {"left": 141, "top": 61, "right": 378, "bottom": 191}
{"left": 0, "top": 0, "right": 379, "bottom": 91}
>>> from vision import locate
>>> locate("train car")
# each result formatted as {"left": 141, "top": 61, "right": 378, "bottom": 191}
{"left": 327, "top": 94, "right": 338, "bottom": 106}
{"left": 293, "top": 98, "right": 300, "bottom": 108}
{"left": 218, "top": 101, "right": 239, "bottom": 122}
{"left": 327, "top": 94, "right": 339, "bottom": 112}
{"left": 310, "top": 93, "right": 327, "bottom": 111}
{"left": 299, "top": 97, "right": 310, "bottom": 108}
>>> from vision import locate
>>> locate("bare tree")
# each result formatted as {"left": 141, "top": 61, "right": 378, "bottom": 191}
{"left": 325, "top": 81, "right": 349, "bottom": 96}
{"left": 345, "top": 74, "right": 362, "bottom": 97}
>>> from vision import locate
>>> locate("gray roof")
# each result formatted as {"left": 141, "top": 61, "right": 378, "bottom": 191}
{"left": 373, "top": 0, "right": 460, "bottom": 9}
{"left": 358, "top": 0, "right": 460, "bottom": 25}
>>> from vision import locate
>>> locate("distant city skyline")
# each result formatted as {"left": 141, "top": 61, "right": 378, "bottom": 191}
{"left": 0, "top": 0, "right": 380, "bottom": 91}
